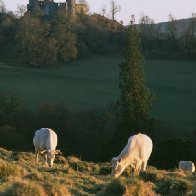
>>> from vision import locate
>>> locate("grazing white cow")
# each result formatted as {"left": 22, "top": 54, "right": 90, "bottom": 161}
{"left": 111, "top": 133, "right": 153, "bottom": 178}
{"left": 179, "top": 161, "right": 195, "bottom": 172}
{"left": 33, "top": 128, "right": 60, "bottom": 167}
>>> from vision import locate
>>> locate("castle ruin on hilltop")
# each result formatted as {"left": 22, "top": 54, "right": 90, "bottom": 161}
{"left": 27, "top": 0, "right": 88, "bottom": 18}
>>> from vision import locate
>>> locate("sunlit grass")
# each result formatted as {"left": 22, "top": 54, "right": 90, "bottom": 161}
{"left": 0, "top": 147, "right": 195, "bottom": 195}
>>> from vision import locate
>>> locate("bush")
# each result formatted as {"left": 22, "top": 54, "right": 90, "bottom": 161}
{"left": 2, "top": 181, "right": 46, "bottom": 196}
{"left": 0, "top": 159, "right": 26, "bottom": 181}
{"left": 97, "top": 179, "right": 126, "bottom": 196}
{"left": 11, "top": 151, "right": 35, "bottom": 163}
{"left": 98, "top": 163, "right": 111, "bottom": 175}
{"left": 125, "top": 179, "right": 156, "bottom": 196}
{"left": 69, "top": 160, "right": 100, "bottom": 173}
{"left": 157, "top": 176, "right": 192, "bottom": 196}
{"left": 0, "top": 125, "right": 22, "bottom": 150}
{"left": 140, "top": 170, "right": 164, "bottom": 182}
{"left": 141, "top": 169, "right": 192, "bottom": 195}
{"left": 55, "top": 155, "right": 67, "bottom": 164}
{"left": 25, "top": 171, "right": 43, "bottom": 181}
{"left": 97, "top": 178, "right": 157, "bottom": 196}
{"left": 44, "top": 182, "right": 70, "bottom": 196}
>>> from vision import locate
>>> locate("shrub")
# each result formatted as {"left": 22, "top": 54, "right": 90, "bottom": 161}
{"left": 146, "top": 165, "right": 157, "bottom": 171}
{"left": 2, "top": 181, "right": 46, "bottom": 196}
{"left": 193, "top": 180, "right": 196, "bottom": 195}
{"left": 157, "top": 176, "right": 192, "bottom": 196}
{"left": 97, "top": 179, "right": 126, "bottom": 196}
{"left": 140, "top": 170, "right": 164, "bottom": 182}
{"left": 0, "top": 159, "right": 26, "bottom": 181}
{"left": 55, "top": 155, "right": 67, "bottom": 164}
{"left": 44, "top": 182, "right": 70, "bottom": 196}
{"left": 25, "top": 171, "right": 43, "bottom": 181}
{"left": 0, "top": 147, "right": 12, "bottom": 160}
{"left": 125, "top": 179, "right": 156, "bottom": 196}
{"left": 98, "top": 163, "right": 111, "bottom": 175}
{"left": 11, "top": 151, "right": 35, "bottom": 163}
{"left": 69, "top": 160, "right": 100, "bottom": 173}
{"left": 0, "top": 125, "right": 22, "bottom": 150}
{"left": 97, "top": 178, "right": 156, "bottom": 196}
{"left": 141, "top": 169, "right": 192, "bottom": 195}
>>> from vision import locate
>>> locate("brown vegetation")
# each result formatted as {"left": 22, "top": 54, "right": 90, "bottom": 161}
{"left": 0, "top": 147, "right": 195, "bottom": 195}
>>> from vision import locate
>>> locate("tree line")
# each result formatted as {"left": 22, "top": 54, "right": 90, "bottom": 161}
{"left": 138, "top": 13, "right": 196, "bottom": 59}
{"left": 1, "top": 16, "right": 196, "bottom": 168}
{"left": 1, "top": 1, "right": 196, "bottom": 66}
{"left": 0, "top": 1, "right": 126, "bottom": 66}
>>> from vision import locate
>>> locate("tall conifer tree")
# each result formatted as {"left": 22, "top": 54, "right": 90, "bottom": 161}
{"left": 118, "top": 15, "right": 154, "bottom": 141}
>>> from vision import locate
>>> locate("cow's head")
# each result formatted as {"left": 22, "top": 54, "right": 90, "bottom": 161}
{"left": 41, "top": 149, "right": 61, "bottom": 167}
{"left": 111, "top": 157, "right": 124, "bottom": 178}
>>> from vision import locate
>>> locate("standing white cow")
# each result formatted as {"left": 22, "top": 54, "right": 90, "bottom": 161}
{"left": 33, "top": 128, "right": 60, "bottom": 167}
{"left": 111, "top": 133, "right": 153, "bottom": 178}
{"left": 179, "top": 161, "right": 195, "bottom": 172}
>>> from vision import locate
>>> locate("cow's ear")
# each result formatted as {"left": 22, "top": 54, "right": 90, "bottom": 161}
{"left": 118, "top": 157, "right": 122, "bottom": 163}
{"left": 55, "top": 149, "right": 62, "bottom": 155}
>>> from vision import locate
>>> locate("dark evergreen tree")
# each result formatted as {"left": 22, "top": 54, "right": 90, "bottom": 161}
{"left": 117, "top": 15, "right": 154, "bottom": 142}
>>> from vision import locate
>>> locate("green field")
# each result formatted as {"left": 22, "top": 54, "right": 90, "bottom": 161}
{"left": 0, "top": 57, "right": 196, "bottom": 130}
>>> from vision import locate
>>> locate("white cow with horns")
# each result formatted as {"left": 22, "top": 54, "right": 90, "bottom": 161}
{"left": 111, "top": 133, "right": 153, "bottom": 178}
{"left": 33, "top": 128, "right": 61, "bottom": 167}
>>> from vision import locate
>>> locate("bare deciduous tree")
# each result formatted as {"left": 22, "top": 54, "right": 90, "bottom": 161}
{"left": 101, "top": 4, "right": 107, "bottom": 17}
{"left": 110, "top": 0, "right": 121, "bottom": 21}
{"left": 0, "top": 0, "right": 6, "bottom": 13}
{"left": 0, "top": 92, "right": 20, "bottom": 126}
{"left": 15, "top": 4, "right": 27, "bottom": 18}
{"left": 167, "top": 13, "right": 177, "bottom": 40}
{"left": 183, "top": 13, "right": 196, "bottom": 55}
{"left": 167, "top": 13, "right": 178, "bottom": 52}
{"left": 139, "top": 15, "right": 155, "bottom": 40}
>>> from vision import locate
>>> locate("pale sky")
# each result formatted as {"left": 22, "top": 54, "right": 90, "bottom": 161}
{"left": 3, "top": 0, "right": 196, "bottom": 25}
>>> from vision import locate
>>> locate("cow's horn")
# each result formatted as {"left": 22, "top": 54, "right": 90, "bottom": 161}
{"left": 40, "top": 150, "right": 47, "bottom": 154}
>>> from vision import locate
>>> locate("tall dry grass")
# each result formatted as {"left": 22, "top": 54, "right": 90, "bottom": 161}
{"left": 0, "top": 147, "right": 195, "bottom": 196}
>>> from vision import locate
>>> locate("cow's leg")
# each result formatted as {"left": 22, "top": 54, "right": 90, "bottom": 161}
{"left": 135, "top": 159, "right": 142, "bottom": 175}
{"left": 141, "top": 160, "right": 147, "bottom": 171}
{"left": 35, "top": 149, "right": 39, "bottom": 163}
{"left": 45, "top": 153, "right": 48, "bottom": 166}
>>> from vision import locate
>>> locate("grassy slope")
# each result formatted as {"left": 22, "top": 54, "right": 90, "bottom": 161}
{"left": 145, "top": 60, "right": 196, "bottom": 129}
{"left": 0, "top": 148, "right": 195, "bottom": 196}
{"left": 0, "top": 57, "right": 196, "bottom": 130}
{"left": 0, "top": 57, "right": 120, "bottom": 110}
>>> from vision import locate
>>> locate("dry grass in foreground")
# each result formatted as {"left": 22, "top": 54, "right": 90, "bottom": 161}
{"left": 0, "top": 147, "right": 195, "bottom": 196}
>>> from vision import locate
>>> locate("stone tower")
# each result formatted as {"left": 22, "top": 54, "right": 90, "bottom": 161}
{"left": 67, "top": 0, "right": 75, "bottom": 19}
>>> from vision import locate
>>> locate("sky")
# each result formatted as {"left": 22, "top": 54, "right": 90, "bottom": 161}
{"left": 3, "top": 0, "right": 196, "bottom": 25}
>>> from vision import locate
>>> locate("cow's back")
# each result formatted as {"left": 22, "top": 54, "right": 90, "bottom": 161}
{"left": 135, "top": 133, "right": 152, "bottom": 160}
{"left": 33, "top": 128, "right": 57, "bottom": 151}
{"left": 124, "top": 133, "right": 152, "bottom": 161}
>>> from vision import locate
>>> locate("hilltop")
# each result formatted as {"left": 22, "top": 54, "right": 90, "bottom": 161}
{"left": 153, "top": 18, "right": 194, "bottom": 36}
{"left": 0, "top": 147, "right": 195, "bottom": 195}
{"left": 1, "top": 7, "right": 196, "bottom": 66}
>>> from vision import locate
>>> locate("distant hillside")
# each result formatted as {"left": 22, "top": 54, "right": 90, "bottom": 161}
{"left": 154, "top": 18, "right": 194, "bottom": 35}
{"left": 0, "top": 147, "right": 195, "bottom": 195}
{"left": 0, "top": 11, "right": 126, "bottom": 66}
{"left": 133, "top": 16, "right": 196, "bottom": 59}
{"left": 1, "top": 9, "right": 196, "bottom": 63}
